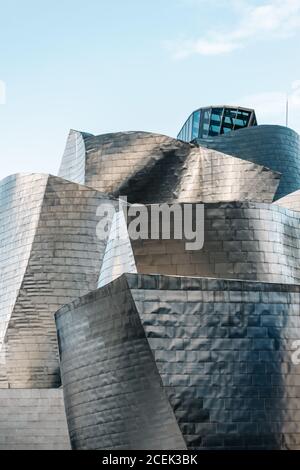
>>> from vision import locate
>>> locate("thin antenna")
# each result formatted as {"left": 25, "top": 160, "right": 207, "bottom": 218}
{"left": 286, "top": 95, "right": 289, "bottom": 127}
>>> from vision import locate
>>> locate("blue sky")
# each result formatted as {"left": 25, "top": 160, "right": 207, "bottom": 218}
{"left": 0, "top": 0, "right": 300, "bottom": 180}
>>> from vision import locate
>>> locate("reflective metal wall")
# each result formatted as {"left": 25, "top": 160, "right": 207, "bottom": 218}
{"left": 0, "top": 174, "right": 117, "bottom": 389}
{"left": 0, "top": 389, "right": 70, "bottom": 450}
{"left": 0, "top": 174, "right": 47, "bottom": 384}
{"left": 274, "top": 189, "right": 300, "bottom": 212}
{"left": 97, "top": 201, "right": 300, "bottom": 286}
{"left": 58, "top": 130, "right": 89, "bottom": 185}
{"left": 58, "top": 131, "right": 280, "bottom": 204}
{"left": 197, "top": 125, "right": 300, "bottom": 200}
{"left": 56, "top": 276, "right": 186, "bottom": 450}
{"left": 56, "top": 273, "right": 300, "bottom": 450}
{"left": 3, "top": 117, "right": 300, "bottom": 450}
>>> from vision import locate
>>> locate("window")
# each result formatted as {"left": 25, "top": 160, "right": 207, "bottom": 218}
{"left": 191, "top": 110, "right": 201, "bottom": 139}
{"left": 178, "top": 106, "right": 257, "bottom": 141}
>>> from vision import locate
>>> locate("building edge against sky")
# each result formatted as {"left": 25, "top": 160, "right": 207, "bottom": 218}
{"left": 177, "top": 105, "right": 257, "bottom": 142}
{"left": 1, "top": 104, "right": 300, "bottom": 449}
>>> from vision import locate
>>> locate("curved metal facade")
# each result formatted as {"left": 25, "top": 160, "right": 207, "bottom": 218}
{"left": 197, "top": 125, "right": 300, "bottom": 201}
{"left": 0, "top": 174, "right": 117, "bottom": 389}
{"left": 274, "top": 189, "right": 300, "bottom": 212}
{"left": 56, "top": 276, "right": 186, "bottom": 450}
{"left": 0, "top": 389, "right": 70, "bottom": 450}
{"left": 58, "top": 129, "right": 89, "bottom": 185}
{"left": 2, "top": 108, "right": 300, "bottom": 450}
{"left": 58, "top": 130, "right": 280, "bottom": 204}
{"left": 131, "top": 201, "right": 300, "bottom": 284}
{"left": 56, "top": 274, "right": 300, "bottom": 450}
{"left": 0, "top": 174, "right": 47, "bottom": 366}
{"left": 97, "top": 201, "right": 300, "bottom": 287}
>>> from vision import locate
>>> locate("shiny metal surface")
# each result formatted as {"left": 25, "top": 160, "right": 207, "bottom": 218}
{"left": 98, "top": 201, "right": 300, "bottom": 286}
{"left": 98, "top": 210, "right": 137, "bottom": 288}
{"left": 56, "top": 273, "right": 300, "bottom": 450}
{"left": 56, "top": 276, "right": 186, "bottom": 450}
{"left": 2, "top": 118, "right": 300, "bottom": 450}
{"left": 197, "top": 125, "right": 300, "bottom": 200}
{"left": 0, "top": 174, "right": 117, "bottom": 388}
{"left": 0, "top": 389, "right": 70, "bottom": 450}
{"left": 0, "top": 174, "right": 48, "bottom": 368}
{"left": 274, "top": 189, "right": 300, "bottom": 212}
{"left": 58, "top": 129, "right": 90, "bottom": 185}
{"left": 58, "top": 131, "right": 280, "bottom": 204}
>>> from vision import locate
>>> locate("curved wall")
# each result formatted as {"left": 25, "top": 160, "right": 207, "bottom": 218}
{"left": 98, "top": 210, "right": 137, "bottom": 288}
{"left": 274, "top": 189, "right": 300, "bottom": 212}
{"left": 0, "top": 389, "right": 70, "bottom": 450}
{"left": 56, "top": 273, "right": 300, "bottom": 450}
{"left": 0, "top": 174, "right": 48, "bottom": 387}
{"left": 58, "top": 130, "right": 280, "bottom": 204}
{"left": 55, "top": 276, "right": 186, "bottom": 450}
{"left": 197, "top": 125, "right": 300, "bottom": 200}
{"left": 58, "top": 130, "right": 89, "bottom": 185}
{"left": 97, "top": 201, "right": 300, "bottom": 288}
{"left": 0, "top": 174, "right": 117, "bottom": 388}
{"left": 0, "top": 174, "right": 47, "bottom": 362}
{"left": 129, "top": 201, "right": 300, "bottom": 285}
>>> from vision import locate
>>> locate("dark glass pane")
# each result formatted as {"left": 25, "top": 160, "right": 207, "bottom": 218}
{"left": 192, "top": 111, "right": 201, "bottom": 139}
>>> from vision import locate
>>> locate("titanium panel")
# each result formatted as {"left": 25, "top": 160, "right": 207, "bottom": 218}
{"left": 197, "top": 125, "right": 300, "bottom": 200}
{"left": 58, "top": 131, "right": 280, "bottom": 204}
{"left": 56, "top": 273, "right": 300, "bottom": 450}
{"left": 0, "top": 389, "right": 70, "bottom": 450}
{"left": 274, "top": 189, "right": 300, "bottom": 212}
{"left": 0, "top": 174, "right": 117, "bottom": 388}
{"left": 55, "top": 276, "right": 186, "bottom": 450}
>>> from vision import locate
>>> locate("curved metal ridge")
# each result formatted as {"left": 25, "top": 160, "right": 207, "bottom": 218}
{"left": 59, "top": 130, "right": 280, "bottom": 204}
{"left": 56, "top": 274, "right": 300, "bottom": 450}
{"left": 197, "top": 125, "right": 300, "bottom": 200}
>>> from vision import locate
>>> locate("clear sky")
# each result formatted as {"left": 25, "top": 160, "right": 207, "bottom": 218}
{"left": 0, "top": 0, "right": 300, "bottom": 180}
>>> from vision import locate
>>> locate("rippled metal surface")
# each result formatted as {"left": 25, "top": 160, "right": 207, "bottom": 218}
{"left": 58, "top": 131, "right": 280, "bottom": 204}
{"left": 98, "top": 201, "right": 300, "bottom": 286}
{"left": 274, "top": 189, "right": 300, "bottom": 212}
{"left": 56, "top": 274, "right": 300, "bottom": 450}
{"left": 0, "top": 174, "right": 117, "bottom": 388}
{"left": 0, "top": 389, "right": 70, "bottom": 450}
{"left": 197, "top": 125, "right": 300, "bottom": 200}
{"left": 2, "top": 121, "right": 300, "bottom": 450}
{"left": 56, "top": 276, "right": 186, "bottom": 450}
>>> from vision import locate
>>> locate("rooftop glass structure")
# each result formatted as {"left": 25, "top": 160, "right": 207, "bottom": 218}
{"left": 177, "top": 105, "right": 257, "bottom": 142}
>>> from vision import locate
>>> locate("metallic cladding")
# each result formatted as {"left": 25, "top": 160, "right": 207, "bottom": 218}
{"left": 0, "top": 174, "right": 118, "bottom": 388}
{"left": 58, "top": 131, "right": 280, "bottom": 204}
{"left": 56, "top": 273, "right": 300, "bottom": 450}
{"left": 197, "top": 125, "right": 300, "bottom": 200}
{"left": 55, "top": 275, "right": 186, "bottom": 450}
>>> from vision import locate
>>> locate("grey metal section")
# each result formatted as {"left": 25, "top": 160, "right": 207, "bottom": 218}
{"left": 175, "top": 147, "right": 280, "bottom": 203}
{"left": 197, "top": 125, "right": 300, "bottom": 200}
{"left": 58, "top": 130, "right": 89, "bottom": 184}
{"left": 3, "top": 114, "right": 300, "bottom": 450}
{"left": 0, "top": 389, "right": 70, "bottom": 450}
{"left": 56, "top": 273, "right": 300, "bottom": 450}
{"left": 58, "top": 130, "right": 280, "bottom": 204}
{"left": 274, "top": 189, "right": 300, "bottom": 212}
{"left": 0, "top": 174, "right": 117, "bottom": 388}
{"left": 131, "top": 202, "right": 300, "bottom": 284}
{"left": 0, "top": 174, "right": 47, "bottom": 359}
{"left": 98, "top": 210, "right": 137, "bottom": 288}
{"left": 55, "top": 276, "right": 186, "bottom": 450}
